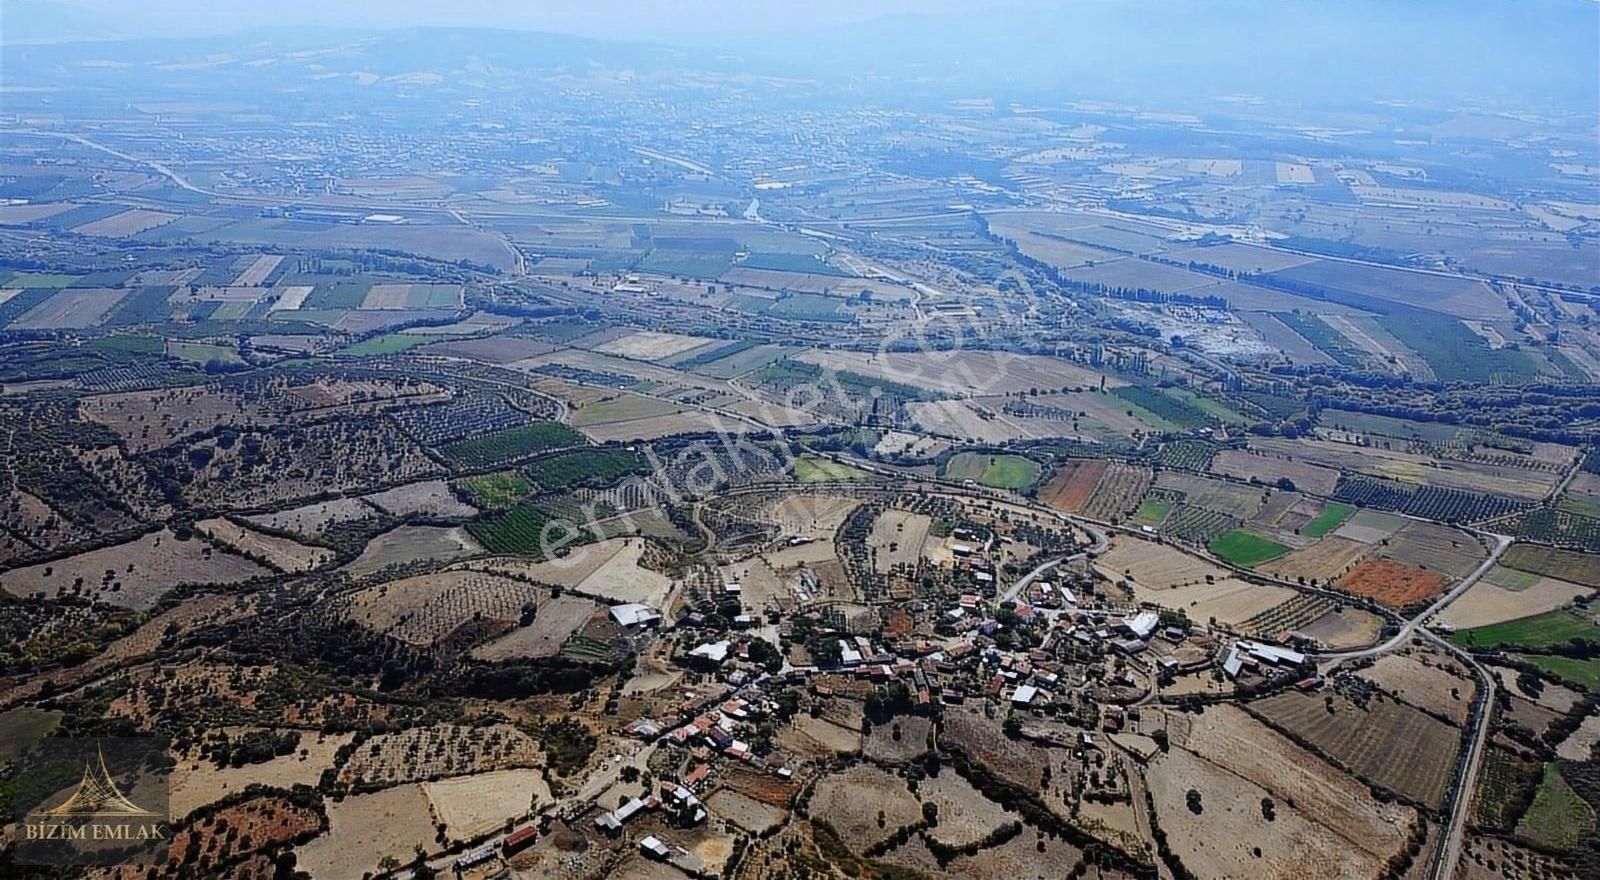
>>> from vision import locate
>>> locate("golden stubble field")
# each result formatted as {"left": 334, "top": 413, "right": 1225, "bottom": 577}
{"left": 1148, "top": 704, "right": 1417, "bottom": 880}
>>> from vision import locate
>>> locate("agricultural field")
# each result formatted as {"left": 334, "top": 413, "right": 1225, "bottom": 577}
{"left": 808, "top": 764, "right": 922, "bottom": 851}
{"left": 869, "top": 508, "right": 932, "bottom": 574}
{"left": 1257, "top": 535, "right": 1371, "bottom": 585}
{"left": 0, "top": 528, "right": 269, "bottom": 610}
{"left": 1336, "top": 559, "right": 1447, "bottom": 610}
{"left": 457, "top": 470, "right": 533, "bottom": 508}
{"left": 1448, "top": 608, "right": 1598, "bottom": 651}
{"left": 442, "top": 421, "right": 586, "bottom": 467}
{"left": 941, "top": 451, "right": 1040, "bottom": 489}
{"left": 7, "top": 287, "right": 128, "bottom": 330}
{"left": 1436, "top": 566, "right": 1595, "bottom": 630}
{"left": 471, "top": 594, "right": 597, "bottom": 660}
{"left": 1081, "top": 462, "right": 1154, "bottom": 522}
{"left": 242, "top": 496, "right": 380, "bottom": 539}
{"left": 335, "top": 722, "right": 542, "bottom": 787}
{"left": 1208, "top": 529, "right": 1290, "bottom": 568}
{"left": 1354, "top": 650, "right": 1477, "bottom": 725}
{"left": 344, "top": 524, "right": 481, "bottom": 577}
{"left": 524, "top": 447, "right": 648, "bottom": 490}
{"left": 425, "top": 768, "right": 552, "bottom": 842}
{"left": 168, "top": 730, "right": 354, "bottom": 818}
{"left": 1514, "top": 763, "right": 1597, "bottom": 852}
{"left": 1150, "top": 704, "right": 1417, "bottom": 880}
{"left": 196, "top": 517, "right": 333, "bottom": 572}
{"left": 346, "top": 570, "right": 545, "bottom": 645}
{"left": 793, "top": 455, "right": 871, "bottom": 483}
{"left": 1039, "top": 459, "right": 1107, "bottom": 514}
{"left": 793, "top": 349, "right": 1113, "bottom": 398}
{"left": 294, "top": 784, "right": 439, "bottom": 879}
{"left": 1250, "top": 689, "right": 1459, "bottom": 808}
{"left": 1210, "top": 448, "right": 1341, "bottom": 496}
{"left": 592, "top": 330, "right": 719, "bottom": 361}
{"left": 1500, "top": 543, "right": 1600, "bottom": 589}
{"left": 363, "top": 479, "right": 478, "bottom": 518}
{"left": 1094, "top": 536, "right": 1294, "bottom": 625}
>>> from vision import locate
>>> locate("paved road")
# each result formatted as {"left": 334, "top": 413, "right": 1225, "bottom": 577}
{"left": 1424, "top": 635, "right": 1495, "bottom": 880}
{"left": 1000, "top": 526, "right": 1110, "bottom": 605}
{"left": 1307, "top": 531, "right": 1509, "bottom": 880}
{"left": 1314, "top": 533, "right": 1511, "bottom": 662}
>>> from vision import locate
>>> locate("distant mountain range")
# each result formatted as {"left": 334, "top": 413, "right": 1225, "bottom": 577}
{"left": 4, "top": 0, "right": 1596, "bottom": 112}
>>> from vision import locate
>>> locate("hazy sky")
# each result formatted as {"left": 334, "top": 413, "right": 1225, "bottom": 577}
{"left": 32, "top": 0, "right": 1015, "bottom": 43}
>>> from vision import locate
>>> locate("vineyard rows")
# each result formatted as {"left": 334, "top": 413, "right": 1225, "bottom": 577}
{"left": 1155, "top": 439, "right": 1217, "bottom": 471}
{"left": 1333, "top": 475, "right": 1526, "bottom": 524}
{"left": 525, "top": 447, "right": 649, "bottom": 491}
{"left": 442, "top": 421, "right": 584, "bottom": 468}
{"left": 1162, "top": 503, "right": 1240, "bottom": 544}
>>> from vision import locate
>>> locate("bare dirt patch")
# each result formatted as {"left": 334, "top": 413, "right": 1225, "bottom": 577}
{"left": 471, "top": 595, "right": 597, "bottom": 660}
{"left": 809, "top": 764, "right": 919, "bottom": 851}
{"left": 344, "top": 525, "right": 481, "bottom": 578}
{"left": 0, "top": 528, "right": 269, "bottom": 610}
{"left": 169, "top": 731, "right": 354, "bottom": 818}
{"left": 363, "top": 479, "right": 477, "bottom": 518}
{"left": 1355, "top": 651, "right": 1477, "bottom": 725}
{"left": 1337, "top": 559, "right": 1447, "bottom": 610}
{"left": 424, "top": 768, "right": 552, "bottom": 842}
{"left": 197, "top": 517, "right": 332, "bottom": 572}
{"left": 294, "top": 784, "right": 438, "bottom": 879}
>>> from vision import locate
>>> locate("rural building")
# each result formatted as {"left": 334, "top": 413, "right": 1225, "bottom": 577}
{"left": 611, "top": 603, "right": 663, "bottom": 628}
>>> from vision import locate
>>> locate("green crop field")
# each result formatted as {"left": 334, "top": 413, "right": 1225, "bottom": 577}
{"left": 337, "top": 332, "right": 435, "bottom": 357}
{"left": 1134, "top": 497, "right": 1173, "bottom": 526}
{"left": 794, "top": 455, "right": 870, "bottom": 483}
{"left": 1111, "top": 385, "right": 1211, "bottom": 431}
{"left": 457, "top": 471, "right": 533, "bottom": 508}
{"left": 1449, "top": 609, "right": 1597, "bottom": 650}
{"left": 168, "top": 341, "right": 244, "bottom": 365}
{"left": 942, "top": 452, "right": 1041, "bottom": 489}
{"left": 1522, "top": 655, "right": 1600, "bottom": 690}
{"left": 524, "top": 447, "right": 648, "bottom": 490}
{"left": 1302, "top": 502, "right": 1354, "bottom": 538}
{"left": 443, "top": 421, "right": 585, "bottom": 468}
{"left": 467, "top": 501, "right": 589, "bottom": 555}
{"left": 1208, "top": 529, "right": 1291, "bottom": 567}
{"left": 1515, "top": 763, "right": 1596, "bottom": 852}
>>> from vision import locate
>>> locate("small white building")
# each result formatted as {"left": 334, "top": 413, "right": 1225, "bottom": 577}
{"left": 611, "top": 603, "right": 662, "bottom": 628}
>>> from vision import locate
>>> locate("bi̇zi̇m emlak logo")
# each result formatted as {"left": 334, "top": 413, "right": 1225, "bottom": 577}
{"left": 12, "top": 736, "right": 171, "bottom": 866}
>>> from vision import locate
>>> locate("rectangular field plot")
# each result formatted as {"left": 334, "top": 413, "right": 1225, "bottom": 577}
{"left": 592, "top": 330, "right": 720, "bottom": 361}
{"left": 1250, "top": 689, "right": 1459, "bottom": 809}
{"left": 71, "top": 208, "right": 178, "bottom": 237}
{"left": 8, "top": 287, "right": 128, "bottom": 329}
{"left": 1447, "top": 608, "right": 1598, "bottom": 651}
{"left": 1433, "top": 572, "right": 1593, "bottom": 633}
{"left": 358, "top": 283, "right": 463, "bottom": 310}
{"left": 1208, "top": 529, "right": 1291, "bottom": 567}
